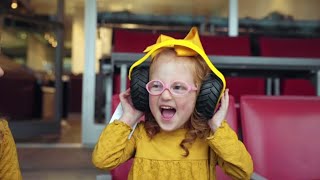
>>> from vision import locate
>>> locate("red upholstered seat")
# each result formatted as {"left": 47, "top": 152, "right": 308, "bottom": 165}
{"left": 240, "top": 95, "right": 320, "bottom": 179}
{"left": 201, "top": 35, "right": 251, "bottom": 56}
{"left": 226, "top": 77, "right": 265, "bottom": 103}
{"left": 113, "top": 29, "right": 159, "bottom": 53}
{"left": 259, "top": 37, "right": 320, "bottom": 96}
{"left": 110, "top": 94, "right": 238, "bottom": 180}
{"left": 113, "top": 29, "right": 184, "bottom": 53}
{"left": 259, "top": 37, "right": 320, "bottom": 58}
{"left": 282, "top": 79, "right": 316, "bottom": 96}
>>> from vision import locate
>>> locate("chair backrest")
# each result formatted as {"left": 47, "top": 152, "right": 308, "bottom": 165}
{"left": 259, "top": 37, "right": 320, "bottom": 96}
{"left": 113, "top": 29, "right": 184, "bottom": 53}
{"left": 240, "top": 95, "right": 320, "bottom": 179}
{"left": 281, "top": 79, "right": 316, "bottom": 96}
{"left": 226, "top": 77, "right": 265, "bottom": 103}
{"left": 113, "top": 29, "right": 159, "bottom": 53}
{"left": 200, "top": 35, "right": 251, "bottom": 56}
{"left": 259, "top": 37, "right": 320, "bottom": 58}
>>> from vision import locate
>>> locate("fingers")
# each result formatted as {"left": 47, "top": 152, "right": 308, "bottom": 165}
{"left": 119, "top": 88, "right": 131, "bottom": 105}
{"left": 220, "top": 88, "right": 229, "bottom": 111}
{"left": 224, "top": 88, "right": 229, "bottom": 108}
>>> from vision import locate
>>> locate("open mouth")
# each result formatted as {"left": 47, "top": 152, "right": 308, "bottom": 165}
{"left": 160, "top": 106, "right": 176, "bottom": 121}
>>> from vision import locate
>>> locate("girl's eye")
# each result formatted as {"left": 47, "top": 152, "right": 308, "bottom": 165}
{"left": 150, "top": 81, "right": 163, "bottom": 90}
{"left": 173, "top": 85, "right": 183, "bottom": 90}
{"left": 152, "top": 84, "right": 160, "bottom": 88}
{"left": 172, "top": 82, "right": 188, "bottom": 91}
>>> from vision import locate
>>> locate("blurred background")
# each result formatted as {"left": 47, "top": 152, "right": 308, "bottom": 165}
{"left": 0, "top": 0, "right": 320, "bottom": 179}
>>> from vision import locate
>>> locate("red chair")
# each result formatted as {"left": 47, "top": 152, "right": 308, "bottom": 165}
{"left": 259, "top": 37, "right": 320, "bottom": 96}
{"left": 241, "top": 95, "right": 320, "bottom": 179}
{"left": 259, "top": 37, "right": 320, "bottom": 58}
{"left": 111, "top": 94, "right": 238, "bottom": 180}
{"left": 201, "top": 35, "right": 252, "bottom": 56}
{"left": 226, "top": 77, "right": 266, "bottom": 103}
{"left": 281, "top": 79, "right": 316, "bottom": 96}
{"left": 113, "top": 29, "right": 160, "bottom": 53}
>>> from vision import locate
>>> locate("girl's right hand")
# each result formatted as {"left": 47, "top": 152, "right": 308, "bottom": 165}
{"left": 119, "top": 88, "right": 144, "bottom": 127}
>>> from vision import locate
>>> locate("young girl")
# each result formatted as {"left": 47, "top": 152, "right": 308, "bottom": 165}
{"left": 92, "top": 28, "right": 253, "bottom": 180}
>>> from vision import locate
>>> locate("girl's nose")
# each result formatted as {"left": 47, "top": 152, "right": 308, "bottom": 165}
{"left": 160, "top": 88, "right": 172, "bottom": 100}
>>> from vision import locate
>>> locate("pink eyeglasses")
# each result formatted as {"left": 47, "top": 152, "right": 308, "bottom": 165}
{"left": 146, "top": 80, "right": 198, "bottom": 96}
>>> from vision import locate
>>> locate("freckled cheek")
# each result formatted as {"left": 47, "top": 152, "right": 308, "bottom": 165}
{"left": 176, "top": 95, "right": 197, "bottom": 113}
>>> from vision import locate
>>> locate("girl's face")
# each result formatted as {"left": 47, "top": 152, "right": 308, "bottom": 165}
{"left": 149, "top": 51, "right": 197, "bottom": 131}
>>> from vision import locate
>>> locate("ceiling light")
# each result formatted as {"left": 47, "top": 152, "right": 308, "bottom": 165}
{"left": 11, "top": 0, "right": 18, "bottom": 9}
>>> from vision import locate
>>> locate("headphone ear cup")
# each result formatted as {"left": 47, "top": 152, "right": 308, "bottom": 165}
{"left": 130, "top": 66, "right": 150, "bottom": 112}
{"left": 196, "top": 73, "right": 224, "bottom": 120}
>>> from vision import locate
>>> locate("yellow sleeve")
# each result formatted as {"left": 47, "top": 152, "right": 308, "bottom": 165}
{"left": 207, "top": 121, "right": 253, "bottom": 180}
{"left": 0, "top": 120, "right": 22, "bottom": 180}
{"left": 92, "top": 120, "right": 136, "bottom": 170}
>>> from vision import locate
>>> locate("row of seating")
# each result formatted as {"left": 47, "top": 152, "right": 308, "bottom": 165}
{"left": 109, "top": 94, "right": 320, "bottom": 179}
{"left": 112, "top": 29, "right": 320, "bottom": 101}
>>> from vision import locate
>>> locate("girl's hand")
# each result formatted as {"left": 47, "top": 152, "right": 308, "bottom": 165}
{"left": 208, "top": 89, "right": 229, "bottom": 132}
{"left": 119, "top": 88, "right": 144, "bottom": 127}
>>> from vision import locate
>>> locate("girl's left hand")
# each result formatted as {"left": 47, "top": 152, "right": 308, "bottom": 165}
{"left": 208, "top": 89, "right": 229, "bottom": 132}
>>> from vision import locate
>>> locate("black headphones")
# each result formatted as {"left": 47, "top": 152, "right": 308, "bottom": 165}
{"left": 130, "top": 66, "right": 223, "bottom": 120}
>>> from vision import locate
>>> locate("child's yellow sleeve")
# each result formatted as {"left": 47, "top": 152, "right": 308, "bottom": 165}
{"left": 207, "top": 121, "right": 253, "bottom": 180}
{"left": 92, "top": 120, "right": 136, "bottom": 170}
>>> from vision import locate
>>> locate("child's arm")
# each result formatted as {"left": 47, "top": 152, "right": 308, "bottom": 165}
{"left": 207, "top": 89, "right": 253, "bottom": 179}
{"left": 208, "top": 121, "right": 253, "bottom": 180}
{"left": 92, "top": 89, "right": 143, "bottom": 170}
{"left": 92, "top": 120, "right": 137, "bottom": 170}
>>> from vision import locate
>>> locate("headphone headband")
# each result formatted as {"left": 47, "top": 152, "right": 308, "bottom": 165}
{"left": 128, "top": 39, "right": 226, "bottom": 94}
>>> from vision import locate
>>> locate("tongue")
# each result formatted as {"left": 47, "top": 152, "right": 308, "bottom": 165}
{"left": 162, "top": 109, "right": 175, "bottom": 118}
